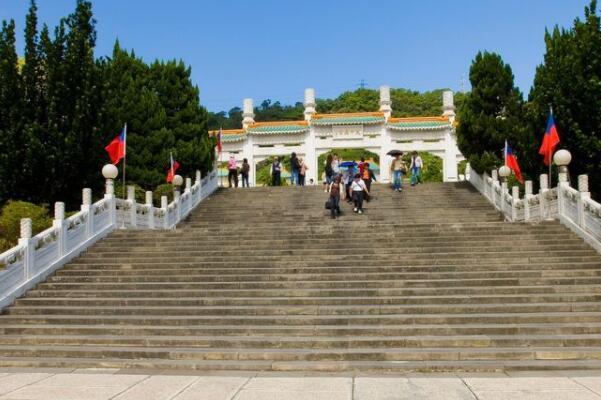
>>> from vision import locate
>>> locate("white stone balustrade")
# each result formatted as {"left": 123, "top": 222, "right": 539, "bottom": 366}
{"left": 469, "top": 165, "right": 601, "bottom": 254}
{"left": 0, "top": 169, "right": 219, "bottom": 310}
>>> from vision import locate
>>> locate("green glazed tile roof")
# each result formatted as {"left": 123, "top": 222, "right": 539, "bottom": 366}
{"left": 221, "top": 133, "right": 247, "bottom": 142}
{"left": 387, "top": 119, "right": 451, "bottom": 131}
{"left": 312, "top": 114, "right": 385, "bottom": 126}
{"left": 247, "top": 124, "right": 309, "bottom": 135}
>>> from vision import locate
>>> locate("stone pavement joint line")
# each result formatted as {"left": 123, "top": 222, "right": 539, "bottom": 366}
{"left": 2, "top": 371, "right": 601, "bottom": 399}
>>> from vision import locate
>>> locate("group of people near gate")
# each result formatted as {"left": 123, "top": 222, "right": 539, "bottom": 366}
{"left": 324, "top": 151, "right": 424, "bottom": 219}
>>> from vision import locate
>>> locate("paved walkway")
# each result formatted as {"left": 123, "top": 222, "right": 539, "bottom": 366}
{"left": 3, "top": 369, "right": 601, "bottom": 399}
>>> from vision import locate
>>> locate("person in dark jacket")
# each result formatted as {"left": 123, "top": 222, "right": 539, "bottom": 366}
{"left": 241, "top": 158, "right": 250, "bottom": 188}
{"left": 328, "top": 175, "right": 343, "bottom": 219}
{"left": 290, "top": 152, "right": 300, "bottom": 186}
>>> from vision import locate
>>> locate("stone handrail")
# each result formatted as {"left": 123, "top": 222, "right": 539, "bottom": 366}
{"left": 468, "top": 165, "right": 601, "bottom": 254}
{"left": 0, "top": 170, "right": 218, "bottom": 309}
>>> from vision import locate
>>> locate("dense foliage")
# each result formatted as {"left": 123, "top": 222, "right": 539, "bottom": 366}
{"left": 457, "top": 1, "right": 601, "bottom": 198}
{"left": 0, "top": 0, "right": 213, "bottom": 209}
{"left": 208, "top": 88, "right": 466, "bottom": 130}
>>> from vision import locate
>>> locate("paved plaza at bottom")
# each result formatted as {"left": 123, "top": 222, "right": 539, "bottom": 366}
{"left": 3, "top": 370, "right": 601, "bottom": 400}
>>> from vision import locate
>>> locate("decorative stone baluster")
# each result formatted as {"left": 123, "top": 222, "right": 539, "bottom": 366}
{"left": 161, "top": 195, "right": 169, "bottom": 229}
{"left": 18, "top": 218, "right": 34, "bottom": 280}
{"left": 511, "top": 186, "right": 519, "bottom": 221}
{"left": 577, "top": 174, "right": 590, "bottom": 229}
{"left": 146, "top": 191, "right": 154, "bottom": 229}
{"left": 539, "top": 174, "right": 548, "bottom": 220}
{"left": 81, "top": 188, "right": 94, "bottom": 238}
{"left": 501, "top": 181, "right": 508, "bottom": 217}
{"left": 53, "top": 202, "right": 67, "bottom": 257}
{"left": 127, "top": 185, "right": 137, "bottom": 228}
{"left": 196, "top": 170, "right": 202, "bottom": 200}
{"left": 491, "top": 170, "right": 498, "bottom": 208}
{"left": 524, "top": 181, "right": 533, "bottom": 221}
{"left": 174, "top": 189, "right": 181, "bottom": 223}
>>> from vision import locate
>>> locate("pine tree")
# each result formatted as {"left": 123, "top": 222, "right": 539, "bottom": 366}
{"left": 0, "top": 20, "right": 23, "bottom": 204}
{"left": 456, "top": 52, "right": 526, "bottom": 174}
{"left": 528, "top": 0, "right": 601, "bottom": 197}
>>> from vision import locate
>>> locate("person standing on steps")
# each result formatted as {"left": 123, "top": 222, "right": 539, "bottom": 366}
{"left": 299, "top": 158, "right": 308, "bottom": 186}
{"left": 351, "top": 173, "right": 369, "bottom": 214}
{"left": 328, "top": 175, "right": 344, "bottom": 219}
{"left": 271, "top": 157, "right": 282, "bottom": 186}
{"left": 390, "top": 153, "right": 406, "bottom": 192}
{"left": 227, "top": 155, "right": 238, "bottom": 188}
{"left": 361, "top": 162, "right": 376, "bottom": 201}
{"left": 290, "top": 152, "right": 300, "bottom": 186}
{"left": 343, "top": 164, "right": 355, "bottom": 203}
{"left": 332, "top": 153, "right": 341, "bottom": 177}
{"left": 323, "top": 154, "right": 334, "bottom": 192}
{"left": 410, "top": 151, "right": 423, "bottom": 186}
{"left": 241, "top": 158, "right": 250, "bottom": 188}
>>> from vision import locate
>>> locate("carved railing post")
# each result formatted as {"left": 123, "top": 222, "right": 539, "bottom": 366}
{"left": 578, "top": 174, "right": 590, "bottom": 229}
{"left": 127, "top": 185, "right": 137, "bottom": 228}
{"left": 104, "top": 178, "right": 116, "bottom": 227}
{"left": 511, "top": 186, "right": 519, "bottom": 221}
{"left": 161, "top": 196, "right": 169, "bottom": 229}
{"left": 53, "top": 202, "right": 67, "bottom": 257}
{"left": 491, "top": 170, "right": 498, "bottom": 208}
{"left": 146, "top": 191, "right": 154, "bottom": 229}
{"left": 81, "top": 188, "right": 94, "bottom": 238}
{"left": 18, "top": 218, "right": 34, "bottom": 280}
{"left": 524, "top": 181, "right": 533, "bottom": 221}
{"left": 539, "top": 174, "right": 548, "bottom": 220}
{"left": 196, "top": 170, "right": 202, "bottom": 202}
{"left": 174, "top": 189, "right": 181, "bottom": 223}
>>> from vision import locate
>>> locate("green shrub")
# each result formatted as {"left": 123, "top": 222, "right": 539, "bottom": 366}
{"left": 114, "top": 184, "right": 147, "bottom": 203}
{"left": 402, "top": 152, "right": 443, "bottom": 183}
{"left": 468, "top": 152, "right": 500, "bottom": 175}
{"left": 0, "top": 201, "right": 52, "bottom": 248}
{"left": 153, "top": 184, "right": 175, "bottom": 204}
{"left": 458, "top": 160, "right": 468, "bottom": 176}
{"left": 256, "top": 156, "right": 291, "bottom": 186}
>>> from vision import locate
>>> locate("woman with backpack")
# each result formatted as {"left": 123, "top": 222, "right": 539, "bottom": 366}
{"left": 241, "top": 158, "right": 250, "bottom": 188}
{"left": 327, "top": 175, "right": 343, "bottom": 219}
{"left": 351, "top": 173, "right": 369, "bottom": 214}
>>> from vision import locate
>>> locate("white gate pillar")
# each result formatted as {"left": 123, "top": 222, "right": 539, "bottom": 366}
{"left": 243, "top": 134, "right": 255, "bottom": 187}
{"left": 443, "top": 130, "right": 459, "bottom": 182}
{"left": 379, "top": 126, "right": 393, "bottom": 183}
{"left": 305, "top": 127, "right": 318, "bottom": 184}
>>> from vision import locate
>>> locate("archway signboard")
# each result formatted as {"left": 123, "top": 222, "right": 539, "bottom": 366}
{"left": 211, "top": 86, "right": 462, "bottom": 186}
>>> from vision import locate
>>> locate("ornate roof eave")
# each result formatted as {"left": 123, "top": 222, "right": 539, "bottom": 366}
{"left": 247, "top": 121, "right": 309, "bottom": 135}
{"left": 221, "top": 133, "right": 247, "bottom": 143}
{"left": 387, "top": 124, "right": 451, "bottom": 131}
{"left": 311, "top": 112, "right": 386, "bottom": 126}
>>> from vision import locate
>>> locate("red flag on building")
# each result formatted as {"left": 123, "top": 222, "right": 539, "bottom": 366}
{"left": 505, "top": 140, "right": 524, "bottom": 184}
{"left": 539, "top": 110, "right": 560, "bottom": 166}
{"left": 166, "top": 152, "right": 180, "bottom": 183}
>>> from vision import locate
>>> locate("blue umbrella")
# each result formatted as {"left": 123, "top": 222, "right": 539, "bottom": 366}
{"left": 339, "top": 161, "right": 358, "bottom": 168}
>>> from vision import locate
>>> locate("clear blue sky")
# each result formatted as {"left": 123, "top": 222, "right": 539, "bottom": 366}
{"left": 0, "top": 0, "right": 592, "bottom": 112}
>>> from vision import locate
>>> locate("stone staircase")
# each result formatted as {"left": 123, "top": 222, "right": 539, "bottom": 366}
{"left": 1, "top": 182, "right": 601, "bottom": 372}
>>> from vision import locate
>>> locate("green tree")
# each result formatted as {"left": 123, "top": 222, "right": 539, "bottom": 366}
{"left": 456, "top": 51, "right": 526, "bottom": 175}
{"left": 0, "top": 20, "right": 23, "bottom": 204}
{"left": 528, "top": 0, "right": 601, "bottom": 197}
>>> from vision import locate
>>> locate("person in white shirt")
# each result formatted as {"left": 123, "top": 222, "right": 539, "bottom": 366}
{"left": 351, "top": 173, "right": 369, "bottom": 214}
{"left": 410, "top": 151, "right": 423, "bottom": 186}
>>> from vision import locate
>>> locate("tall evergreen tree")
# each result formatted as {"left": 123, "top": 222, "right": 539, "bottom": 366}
{"left": 528, "top": 0, "right": 601, "bottom": 197}
{"left": 456, "top": 51, "right": 526, "bottom": 174}
{"left": 0, "top": 20, "right": 23, "bottom": 204}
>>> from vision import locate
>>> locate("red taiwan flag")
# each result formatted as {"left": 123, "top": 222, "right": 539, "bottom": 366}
{"left": 105, "top": 124, "right": 127, "bottom": 165}
{"left": 216, "top": 127, "right": 223, "bottom": 153}
{"left": 539, "top": 111, "right": 560, "bottom": 166}
{"left": 505, "top": 141, "right": 524, "bottom": 184}
{"left": 166, "top": 152, "right": 180, "bottom": 183}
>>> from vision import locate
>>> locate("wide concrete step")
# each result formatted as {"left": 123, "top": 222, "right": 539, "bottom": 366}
{"left": 2, "top": 344, "right": 601, "bottom": 363}
{"left": 4, "top": 311, "right": 601, "bottom": 326}
{"left": 10, "top": 302, "right": 601, "bottom": 317}
{"left": 5, "top": 322, "right": 601, "bottom": 337}
{"left": 15, "top": 293, "right": 601, "bottom": 307}
{"left": 3, "top": 333, "right": 601, "bottom": 349}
